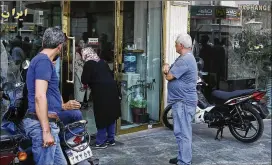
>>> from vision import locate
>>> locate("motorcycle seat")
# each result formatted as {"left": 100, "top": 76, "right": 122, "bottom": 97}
{"left": 212, "top": 89, "right": 255, "bottom": 101}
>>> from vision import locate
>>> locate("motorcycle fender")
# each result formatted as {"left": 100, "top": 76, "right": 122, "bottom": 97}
{"left": 249, "top": 103, "right": 269, "bottom": 119}
{"left": 0, "top": 153, "right": 16, "bottom": 165}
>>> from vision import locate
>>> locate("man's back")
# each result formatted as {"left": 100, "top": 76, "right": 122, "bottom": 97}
{"left": 26, "top": 53, "right": 62, "bottom": 113}
{"left": 167, "top": 52, "right": 198, "bottom": 106}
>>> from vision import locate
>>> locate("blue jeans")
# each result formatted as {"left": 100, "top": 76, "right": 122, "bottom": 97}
{"left": 57, "top": 109, "right": 83, "bottom": 125}
{"left": 96, "top": 121, "right": 116, "bottom": 145}
{"left": 172, "top": 101, "right": 196, "bottom": 165}
{"left": 22, "top": 118, "right": 67, "bottom": 165}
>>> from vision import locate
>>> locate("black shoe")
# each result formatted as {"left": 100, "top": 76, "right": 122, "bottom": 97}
{"left": 106, "top": 140, "right": 116, "bottom": 146}
{"left": 169, "top": 157, "right": 178, "bottom": 164}
{"left": 95, "top": 143, "right": 108, "bottom": 149}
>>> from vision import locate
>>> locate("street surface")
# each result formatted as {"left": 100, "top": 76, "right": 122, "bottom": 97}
{"left": 93, "top": 120, "right": 271, "bottom": 165}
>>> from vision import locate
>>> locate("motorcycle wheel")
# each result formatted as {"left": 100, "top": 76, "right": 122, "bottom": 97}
{"left": 228, "top": 104, "right": 264, "bottom": 143}
{"left": 163, "top": 106, "right": 173, "bottom": 130}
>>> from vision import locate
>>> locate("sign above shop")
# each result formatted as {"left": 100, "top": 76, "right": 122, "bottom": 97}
{"left": 191, "top": 6, "right": 213, "bottom": 17}
{"left": 1, "top": 23, "right": 36, "bottom": 32}
{"left": 190, "top": 6, "right": 241, "bottom": 20}
{"left": 238, "top": 4, "right": 271, "bottom": 12}
{"left": 0, "top": 8, "right": 28, "bottom": 19}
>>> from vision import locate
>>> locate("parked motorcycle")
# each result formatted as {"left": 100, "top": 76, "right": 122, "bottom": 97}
{"left": 0, "top": 60, "right": 99, "bottom": 165}
{"left": 163, "top": 58, "right": 266, "bottom": 143}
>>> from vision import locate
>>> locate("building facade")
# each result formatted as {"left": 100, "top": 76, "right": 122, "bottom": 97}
{"left": 1, "top": 1, "right": 190, "bottom": 135}
{"left": 1, "top": 1, "right": 271, "bottom": 135}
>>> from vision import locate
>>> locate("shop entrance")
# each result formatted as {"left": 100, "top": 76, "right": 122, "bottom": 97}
{"left": 62, "top": 1, "right": 163, "bottom": 135}
{"left": 61, "top": 1, "right": 117, "bottom": 134}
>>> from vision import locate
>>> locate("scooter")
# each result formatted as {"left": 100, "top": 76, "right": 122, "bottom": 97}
{"left": 162, "top": 58, "right": 266, "bottom": 143}
{"left": 0, "top": 60, "right": 99, "bottom": 165}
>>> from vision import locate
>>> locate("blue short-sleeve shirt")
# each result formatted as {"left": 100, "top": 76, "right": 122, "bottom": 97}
{"left": 26, "top": 53, "right": 62, "bottom": 113}
{"left": 167, "top": 51, "right": 198, "bottom": 106}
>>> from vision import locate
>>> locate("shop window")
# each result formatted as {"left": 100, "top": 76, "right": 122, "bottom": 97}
{"left": 189, "top": 1, "right": 271, "bottom": 111}
{"left": 120, "top": 1, "right": 162, "bottom": 129}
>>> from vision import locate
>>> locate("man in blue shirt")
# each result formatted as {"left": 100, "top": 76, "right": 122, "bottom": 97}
{"left": 163, "top": 33, "right": 198, "bottom": 165}
{"left": 22, "top": 27, "right": 68, "bottom": 165}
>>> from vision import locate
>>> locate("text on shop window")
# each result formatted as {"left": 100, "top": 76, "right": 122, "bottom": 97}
{"left": 1, "top": 8, "right": 28, "bottom": 19}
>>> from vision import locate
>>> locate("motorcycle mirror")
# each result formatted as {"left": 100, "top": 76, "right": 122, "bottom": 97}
{"left": 22, "top": 60, "right": 30, "bottom": 70}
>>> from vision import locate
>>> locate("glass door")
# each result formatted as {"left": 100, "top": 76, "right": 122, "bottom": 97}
{"left": 62, "top": 1, "right": 117, "bottom": 134}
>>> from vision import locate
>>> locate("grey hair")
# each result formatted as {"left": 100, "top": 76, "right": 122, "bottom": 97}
{"left": 176, "top": 33, "right": 192, "bottom": 48}
{"left": 42, "top": 27, "right": 65, "bottom": 49}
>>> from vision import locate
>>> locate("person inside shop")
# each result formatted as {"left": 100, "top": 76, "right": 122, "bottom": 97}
{"left": 199, "top": 35, "right": 213, "bottom": 101}
{"left": 72, "top": 38, "right": 90, "bottom": 109}
{"left": 0, "top": 33, "right": 8, "bottom": 82}
{"left": 79, "top": 32, "right": 92, "bottom": 107}
{"left": 10, "top": 37, "right": 25, "bottom": 65}
{"left": 9, "top": 38, "right": 26, "bottom": 82}
{"left": 212, "top": 38, "right": 226, "bottom": 89}
{"left": 81, "top": 47, "right": 121, "bottom": 149}
{"left": 199, "top": 35, "right": 212, "bottom": 73}
{"left": 82, "top": 32, "right": 89, "bottom": 46}
{"left": 22, "top": 36, "right": 33, "bottom": 59}
{"left": 98, "top": 33, "right": 113, "bottom": 62}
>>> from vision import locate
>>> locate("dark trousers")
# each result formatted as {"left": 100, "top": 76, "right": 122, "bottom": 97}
{"left": 57, "top": 110, "right": 83, "bottom": 125}
{"left": 96, "top": 121, "right": 116, "bottom": 145}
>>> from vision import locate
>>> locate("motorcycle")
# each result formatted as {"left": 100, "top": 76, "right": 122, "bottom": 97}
{"left": 0, "top": 60, "right": 99, "bottom": 165}
{"left": 162, "top": 58, "right": 266, "bottom": 143}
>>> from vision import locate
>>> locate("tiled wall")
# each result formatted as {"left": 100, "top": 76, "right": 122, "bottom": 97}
{"left": 71, "top": 18, "right": 88, "bottom": 38}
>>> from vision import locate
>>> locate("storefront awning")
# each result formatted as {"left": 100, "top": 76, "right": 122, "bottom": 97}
{"left": 24, "top": 1, "right": 60, "bottom": 10}
{"left": 192, "top": 24, "right": 243, "bottom": 33}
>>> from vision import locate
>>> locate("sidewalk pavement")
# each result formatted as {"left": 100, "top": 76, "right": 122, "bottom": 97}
{"left": 93, "top": 120, "right": 271, "bottom": 165}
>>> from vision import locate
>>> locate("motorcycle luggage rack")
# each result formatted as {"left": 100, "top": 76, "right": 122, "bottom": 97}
{"left": 62, "top": 120, "right": 91, "bottom": 152}
{"left": 0, "top": 134, "right": 23, "bottom": 152}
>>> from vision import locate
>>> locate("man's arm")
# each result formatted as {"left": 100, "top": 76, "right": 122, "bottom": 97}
{"left": 162, "top": 63, "right": 175, "bottom": 81}
{"left": 166, "top": 59, "right": 188, "bottom": 81}
{"left": 35, "top": 80, "right": 50, "bottom": 132}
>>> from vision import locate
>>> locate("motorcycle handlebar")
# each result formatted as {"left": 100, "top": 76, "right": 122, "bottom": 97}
{"left": 197, "top": 82, "right": 208, "bottom": 86}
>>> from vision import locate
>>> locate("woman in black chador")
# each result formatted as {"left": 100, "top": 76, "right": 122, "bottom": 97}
{"left": 81, "top": 47, "right": 121, "bottom": 149}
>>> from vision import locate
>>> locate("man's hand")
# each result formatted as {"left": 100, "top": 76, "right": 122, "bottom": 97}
{"left": 42, "top": 131, "right": 55, "bottom": 147}
{"left": 162, "top": 63, "right": 175, "bottom": 81}
{"left": 162, "top": 63, "right": 170, "bottom": 74}
{"left": 63, "top": 100, "right": 81, "bottom": 110}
